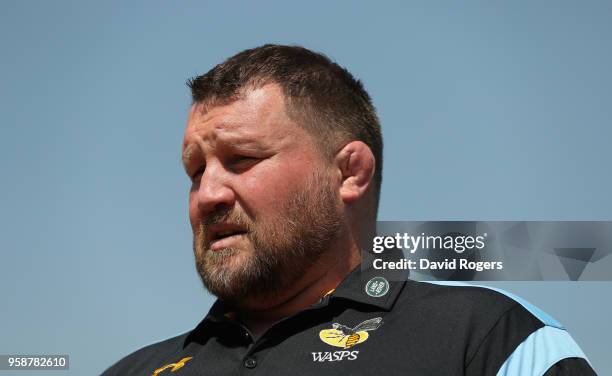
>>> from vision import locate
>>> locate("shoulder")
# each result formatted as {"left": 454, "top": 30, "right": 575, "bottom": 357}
{"left": 101, "top": 332, "right": 190, "bottom": 376}
{"left": 392, "top": 280, "right": 596, "bottom": 375}
{"left": 401, "top": 280, "right": 563, "bottom": 325}
{"left": 393, "top": 280, "right": 547, "bottom": 333}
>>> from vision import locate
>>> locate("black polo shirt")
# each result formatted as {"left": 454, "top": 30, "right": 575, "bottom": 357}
{"left": 102, "top": 259, "right": 596, "bottom": 375}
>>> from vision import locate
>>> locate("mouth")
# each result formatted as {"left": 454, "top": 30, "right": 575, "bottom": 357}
{"left": 207, "top": 224, "right": 249, "bottom": 249}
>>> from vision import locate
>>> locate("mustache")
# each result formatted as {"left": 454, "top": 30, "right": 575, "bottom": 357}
{"left": 199, "top": 209, "right": 254, "bottom": 234}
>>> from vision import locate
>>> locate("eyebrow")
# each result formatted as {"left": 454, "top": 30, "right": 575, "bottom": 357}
{"left": 181, "top": 137, "right": 269, "bottom": 172}
{"left": 181, "top": 144, "right": 195, "bottom": 171}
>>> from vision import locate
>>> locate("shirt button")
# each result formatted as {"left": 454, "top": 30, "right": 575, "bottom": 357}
{"left": 244, "top": 357, "right": 257, "bottom": 368}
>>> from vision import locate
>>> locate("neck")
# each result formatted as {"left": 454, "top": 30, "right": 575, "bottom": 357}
{"left": 235, "top": 234, "right": 362, "bottom": 338}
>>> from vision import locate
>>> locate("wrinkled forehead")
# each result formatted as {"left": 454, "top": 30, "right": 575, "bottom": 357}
{"left": 182, "top": 85, "right": 306, "bottom": 155}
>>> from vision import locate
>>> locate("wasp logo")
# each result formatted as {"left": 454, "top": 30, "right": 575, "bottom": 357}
{"left": 152, "top": 356, "right": 193, "bottom": 376}
{"left": 319, "top": 317, "right": 382, "bottom": 349}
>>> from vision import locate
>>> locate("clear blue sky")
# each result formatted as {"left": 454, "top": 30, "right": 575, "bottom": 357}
{"left": 1, "top": 1, "right": 611, "bottom": 374}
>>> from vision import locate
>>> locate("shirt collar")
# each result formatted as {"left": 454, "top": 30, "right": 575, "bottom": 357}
{"left": 325, "top": 249, "right": 407, "bottom": 310}
{"left": 184, "top": 250, "right": 408, "bottom": 348}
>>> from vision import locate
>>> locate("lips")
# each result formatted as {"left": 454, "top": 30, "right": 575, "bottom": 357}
{"left": 207, "top": 223, "right": 248, "bottom": 250}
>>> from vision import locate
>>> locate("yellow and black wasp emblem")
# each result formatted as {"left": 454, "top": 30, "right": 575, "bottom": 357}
{"left": 319, "top": 317, "right": 383, "bottom": 349}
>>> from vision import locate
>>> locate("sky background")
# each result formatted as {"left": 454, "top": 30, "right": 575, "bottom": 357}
{"left": 1, "top": 1, "right": 611, "bottom": 374}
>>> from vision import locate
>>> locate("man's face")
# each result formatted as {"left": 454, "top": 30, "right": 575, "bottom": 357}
{"left": 182, "top": 84, "right": 344, "bottom": 304}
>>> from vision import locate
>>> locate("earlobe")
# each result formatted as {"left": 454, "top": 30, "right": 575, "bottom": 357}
{"left": 336, "top": 141, "right": 375, "bottom": 204}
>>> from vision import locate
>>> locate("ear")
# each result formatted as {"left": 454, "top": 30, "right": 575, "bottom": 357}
{"left": 335, "top": 141, "right": 375, "bottom": 204}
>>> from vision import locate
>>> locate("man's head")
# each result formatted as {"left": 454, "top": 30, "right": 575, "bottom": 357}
{"left": 182, "top": 45, "right": 383, "bottom": 305}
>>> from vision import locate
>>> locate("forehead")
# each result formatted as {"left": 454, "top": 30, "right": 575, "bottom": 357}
{"left": 183, "top": 84, "right": 301, "bottom": 151}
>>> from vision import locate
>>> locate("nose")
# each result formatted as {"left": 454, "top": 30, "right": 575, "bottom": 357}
{"left": 195, "top": 163, "right": 236, "bottom": 215}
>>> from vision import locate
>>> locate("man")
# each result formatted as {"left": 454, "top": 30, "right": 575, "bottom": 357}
{"left": 103, "top": 45, "right": 596, "bottom": 375}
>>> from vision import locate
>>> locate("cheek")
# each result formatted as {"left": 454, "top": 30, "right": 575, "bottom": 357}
{"left": 239, "top": 160, "right": 307, "bottom": 211}
{"left": 188, "top": 191, "right": 200, "bottom": 229}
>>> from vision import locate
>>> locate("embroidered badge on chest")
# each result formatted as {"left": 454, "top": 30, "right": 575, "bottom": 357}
{"left": 312, "top": 317, "right": 383, "bottom": 362}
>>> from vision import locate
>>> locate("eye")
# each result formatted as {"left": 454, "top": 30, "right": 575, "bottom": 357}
{"left": 228, "top": 155, "right": 260, "bottom": 172}
{"left": 190, "top": 167, "right": 205, "bottom": 182}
